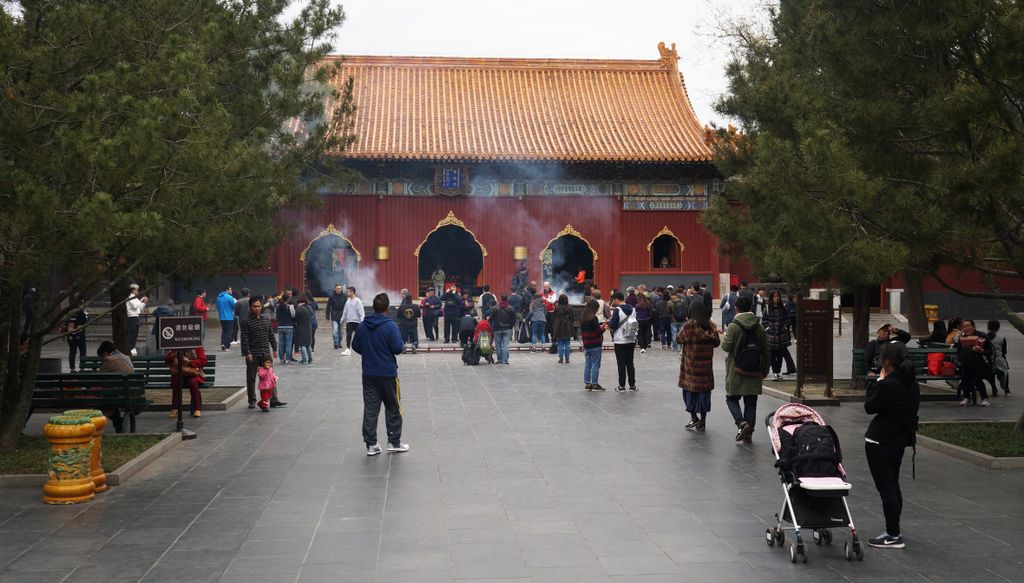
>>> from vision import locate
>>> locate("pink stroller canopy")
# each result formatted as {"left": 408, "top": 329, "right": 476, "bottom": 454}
{"left": 768, "top": 403, "right": 826, "bottom": 452}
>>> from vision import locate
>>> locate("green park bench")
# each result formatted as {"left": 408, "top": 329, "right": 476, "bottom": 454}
{"left": 852, "top": 346, "right": 960, "bottom": 385}
{"left": 31, "top": 373, "right": 149, "bottom": 433}
{"left": 80, "top": 354, "right": 217, "bottom": 388}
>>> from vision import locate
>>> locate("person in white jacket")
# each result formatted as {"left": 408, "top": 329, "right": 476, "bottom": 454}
{"left": 340, "top": 287, "right": 365, "bottom": 356}
{"left": 126, "top": 283, "right": 148, "bottom": 356}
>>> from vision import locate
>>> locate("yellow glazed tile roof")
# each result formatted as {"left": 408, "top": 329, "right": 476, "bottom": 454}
{"left": 322, "top": 42, "right": 713, "bottom": 163}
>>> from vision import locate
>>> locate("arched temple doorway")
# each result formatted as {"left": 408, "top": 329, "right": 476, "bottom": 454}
{"left": 648, "top": 226, "right": 684, "bottom": 269}
{"left": 541, "top": 225, "right": 597, "bottom": 295}
{"left": 415, "top": 212, "right": 487, "bottom": 296}
{"left": 301, "top": 225, "right": 361, "bottom": 297}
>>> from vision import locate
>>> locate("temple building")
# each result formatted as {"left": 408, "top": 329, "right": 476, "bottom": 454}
{"left": 234, "top": 43, "right": 744, "bottom": 298}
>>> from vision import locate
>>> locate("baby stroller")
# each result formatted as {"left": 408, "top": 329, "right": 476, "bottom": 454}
{"left": 765, "top": 403, "right": 864, "bottom": 563}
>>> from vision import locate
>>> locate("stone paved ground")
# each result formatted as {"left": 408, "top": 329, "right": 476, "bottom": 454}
{"left": 2, "top": 322, "right": 1023, "bottom": 582}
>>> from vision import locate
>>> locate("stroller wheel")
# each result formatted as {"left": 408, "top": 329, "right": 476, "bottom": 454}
{"left": 766, "top": 528, "right": 775, "bottom": 547}
{"left": 822, "top": 529, "right": 833, "bottom": 545}
{"left": 812, "top": 530, "right": 822, "bottom": 545}
{"left": 844, "top": 542, "right": 852, "bottom": 561}
{"left": 854, "top": 542, "right": 864, "bottom": 561}
{"left": 789, "top": 544, "right": 797, "bottom": 563}
{"left": 776, "top": 528, "right": 785, "bottom": 546}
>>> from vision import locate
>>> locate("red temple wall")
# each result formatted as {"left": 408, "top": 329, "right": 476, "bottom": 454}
{"left": 265, "top": 196, "right": 724, "bottom": 295}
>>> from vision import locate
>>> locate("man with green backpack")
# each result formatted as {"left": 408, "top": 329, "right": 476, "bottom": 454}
{"left": 720, "top": 295, "right": 770, "bottom": 442}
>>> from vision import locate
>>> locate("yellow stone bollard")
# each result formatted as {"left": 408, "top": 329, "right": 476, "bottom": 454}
{"left": 42, "top": 415, "right": 96, "bottom": 505}
{"left": 64, "top": 409, "right": 108, "bottom": 493}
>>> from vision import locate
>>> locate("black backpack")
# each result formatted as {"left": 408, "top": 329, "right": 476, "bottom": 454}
{"left": 781, "top": 424, "right": 842, "bottom": 477}
{"left": 461, "top": 342, "right": 480, "bottom": 366}
{"left": 733, "top": 325, "right": 763, "bottom": 376}
{"left": 671, "top": 299, "right": 688, "bottom": 322}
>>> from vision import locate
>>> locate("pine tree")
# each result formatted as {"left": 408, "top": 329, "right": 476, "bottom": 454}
{"left": 0, "top": 0, "right": 356, "bottom": 448}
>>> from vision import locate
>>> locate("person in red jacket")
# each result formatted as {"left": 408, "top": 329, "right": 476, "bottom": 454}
{"left": 473, "top": 318, "right": 494, "bottom": 364}
{"left": 192, "top": 289, "right": 210, "bottom": 338}
{"left": 166, "top": 346, "right": 207, "bottom": 417}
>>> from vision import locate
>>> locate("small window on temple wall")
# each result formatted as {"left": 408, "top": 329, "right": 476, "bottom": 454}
{"left": 651, "top": 234, "right": 681, "bottom": 269}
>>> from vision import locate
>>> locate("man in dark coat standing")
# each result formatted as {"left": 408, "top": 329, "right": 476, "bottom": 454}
{"left": 353, "top": 293, "right": 408, "bottom": 456}
{"left": 326, "top": 283, "right": 347, "bottom": 349}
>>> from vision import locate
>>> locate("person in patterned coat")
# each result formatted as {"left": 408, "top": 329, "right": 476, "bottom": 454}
{"left": 676, "top": 298, "right": 720, "bottom": 431}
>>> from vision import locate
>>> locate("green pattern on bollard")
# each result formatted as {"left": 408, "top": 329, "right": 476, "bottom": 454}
{"left": 64, "top": 409, "right": 104, "bottom": 418}
{"left": 47, "top": 414, "right": 92, "bottom": 425}
{"left": 48, "top": 445, "right": 92, "bottom": 480}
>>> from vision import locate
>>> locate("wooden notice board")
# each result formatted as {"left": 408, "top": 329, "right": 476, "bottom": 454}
{"left": 796, "top": 297, "right": 834, "bottom": 398}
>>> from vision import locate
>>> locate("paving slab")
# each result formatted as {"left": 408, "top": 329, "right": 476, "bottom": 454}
{"left": 3, "top": 322, "right": 1023, "bottom": 582}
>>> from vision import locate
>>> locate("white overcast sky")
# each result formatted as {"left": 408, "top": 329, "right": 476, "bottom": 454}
{"left": 329, "top": 0, "right": 771, "bottom": 127}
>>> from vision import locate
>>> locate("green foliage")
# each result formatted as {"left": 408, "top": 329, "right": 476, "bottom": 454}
{"left": 0, "top": 0, "right": 356, "bottom": 448}
{"left": 705, "top": 0, "right": 1024, "bottom": 329}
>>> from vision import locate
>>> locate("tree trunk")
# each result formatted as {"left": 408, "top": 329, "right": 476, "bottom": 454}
{"left": 0, "top": 288, "right": 35, "bottom": 451}
{"left": 1017, "top": 408, "right": 1024, "bottom": 433}
{"left": 110, "top": 279, "right": 129, "bottom": 354}
{"left": 902, "top": 270, "right": 929, "bottom": 336}
{"left": 850, "top": 285, "right": 872, "bottom": 390}
{"left": 851, "top": 285, "right": 871, "bottom": 349}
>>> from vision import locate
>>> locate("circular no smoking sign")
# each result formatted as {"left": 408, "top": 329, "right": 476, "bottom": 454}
{"left": 161, "top": 327, "right": 175, "bottom": 340}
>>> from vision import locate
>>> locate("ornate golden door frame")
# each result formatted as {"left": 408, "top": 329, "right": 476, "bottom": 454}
{"left": 539, "top": 224, "right": 599, "bottom": 284}
{"left": 646, "top": 225, "right": 685, "bottom": 269}
{"left": 414, "top": 211, "right": 488, "bottom": 293}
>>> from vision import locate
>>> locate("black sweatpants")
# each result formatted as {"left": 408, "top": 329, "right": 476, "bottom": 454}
{"left": 614, "top": 343, "right": 636, "bottom": 388}
{"left": 444, "top": 315, "right": 459, "bottom": 343}
{"left": 423, "top": 315, "right": 438, "bottom": 341}
{"left": 362, "top": 376, "right": 402, "bottom": 447}
{"left": 865, "top": 441, "right": 906, "bottom": 537}
{"left": 345, "top": 322, "right": 359, "bottom": 348}
{"left": 637, "top": 319, "right": 652, "bottom": 349}
{"left": 127, "top": 317, "right": 141, "bottom": 351}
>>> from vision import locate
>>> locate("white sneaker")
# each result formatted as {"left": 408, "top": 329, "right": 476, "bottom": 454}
{"left": 959, "top": 398, "right": 969, "bottom": 406}
{"left": 981, "top": 400, "right": 991, "bottom": 407}
{"left": 341, "top": 349, "right": 351, "bottom": 356}
{"left": 640, "top": 348, "right": 646, "bottom": 354}
{"left": 231, "top": 340, "right": 239, "bottom": 345}
{"left": 130, "top": 348, "right": 138, "bottom": 356}
{"left": 366, "top": 444, "right": 382, "bottom": 456}
{"left": 387, "top": 442, "right": 409, "bottom": 453}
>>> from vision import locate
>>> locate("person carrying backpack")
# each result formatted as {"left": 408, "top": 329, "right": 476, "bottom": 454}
{"left": 479, "top": 285, "right": 496, "bottom": 319}
{"left": 720, "top": 295, "right": 769, "bottom": 442}
{"left": 668, "top": 289, "right": 690, "bottom": 351}
{"left": 397, "top": 290, "right": 421, "bottom": 353}
{"left": 487, "top": 294, "right": 516, "bottom": 365}
{"left": 607, "top": 291, "right": 639, "bottom": 391}
{"left": 474, "top": 317, "right": 495, "bottom": 365}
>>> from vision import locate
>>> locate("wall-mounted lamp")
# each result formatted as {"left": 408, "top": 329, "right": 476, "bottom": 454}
{"left": 375, "top": 246, "right": 389, "bottom": 261}
{"left": 513, "top": 246, "right": 528, "bottom": 261}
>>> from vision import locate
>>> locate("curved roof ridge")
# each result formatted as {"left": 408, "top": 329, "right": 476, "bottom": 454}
{"left": 321, "top": 42, "right": 714, "bottom": 163}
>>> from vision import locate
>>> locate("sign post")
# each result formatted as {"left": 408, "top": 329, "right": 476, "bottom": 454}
{"left": 796, "top": 295, "right": 835, "bottom": 399}
{"left": 156, "top": 316, "right": 203, "bottom": 440}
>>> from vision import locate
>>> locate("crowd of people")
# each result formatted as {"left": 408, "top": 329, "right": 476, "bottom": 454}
{"left": 50, "top": 274, "right": 1016, "bottom": 553}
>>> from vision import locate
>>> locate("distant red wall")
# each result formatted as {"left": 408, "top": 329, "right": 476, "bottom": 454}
{"left": 266, "top": 196, "right": 722, "bottom": 295}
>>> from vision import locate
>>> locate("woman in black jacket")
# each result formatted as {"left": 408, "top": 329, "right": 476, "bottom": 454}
{"left": 863, "top": 341, "right": 920, "bottom": 550}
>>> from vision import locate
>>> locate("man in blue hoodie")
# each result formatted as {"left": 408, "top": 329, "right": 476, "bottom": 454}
{"left": 352, "top": 293, "right": 409, "bottom": 456}
{"left": 216, "top": 286, "right": 237, "bottom": 351}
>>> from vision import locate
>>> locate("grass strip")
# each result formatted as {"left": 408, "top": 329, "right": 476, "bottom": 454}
{"left": 918, "top": 422, "right": 1024, "bottom": 458}
{"left": 0, "top": 434, "right": 168, "bottom": 475}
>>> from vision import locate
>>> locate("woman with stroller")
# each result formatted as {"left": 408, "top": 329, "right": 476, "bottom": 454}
{"left": 864, "top": 341, "right": 920, "bottom": 549}
{"left": 676, "top": 299, "right": 719, "bottom": 431}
